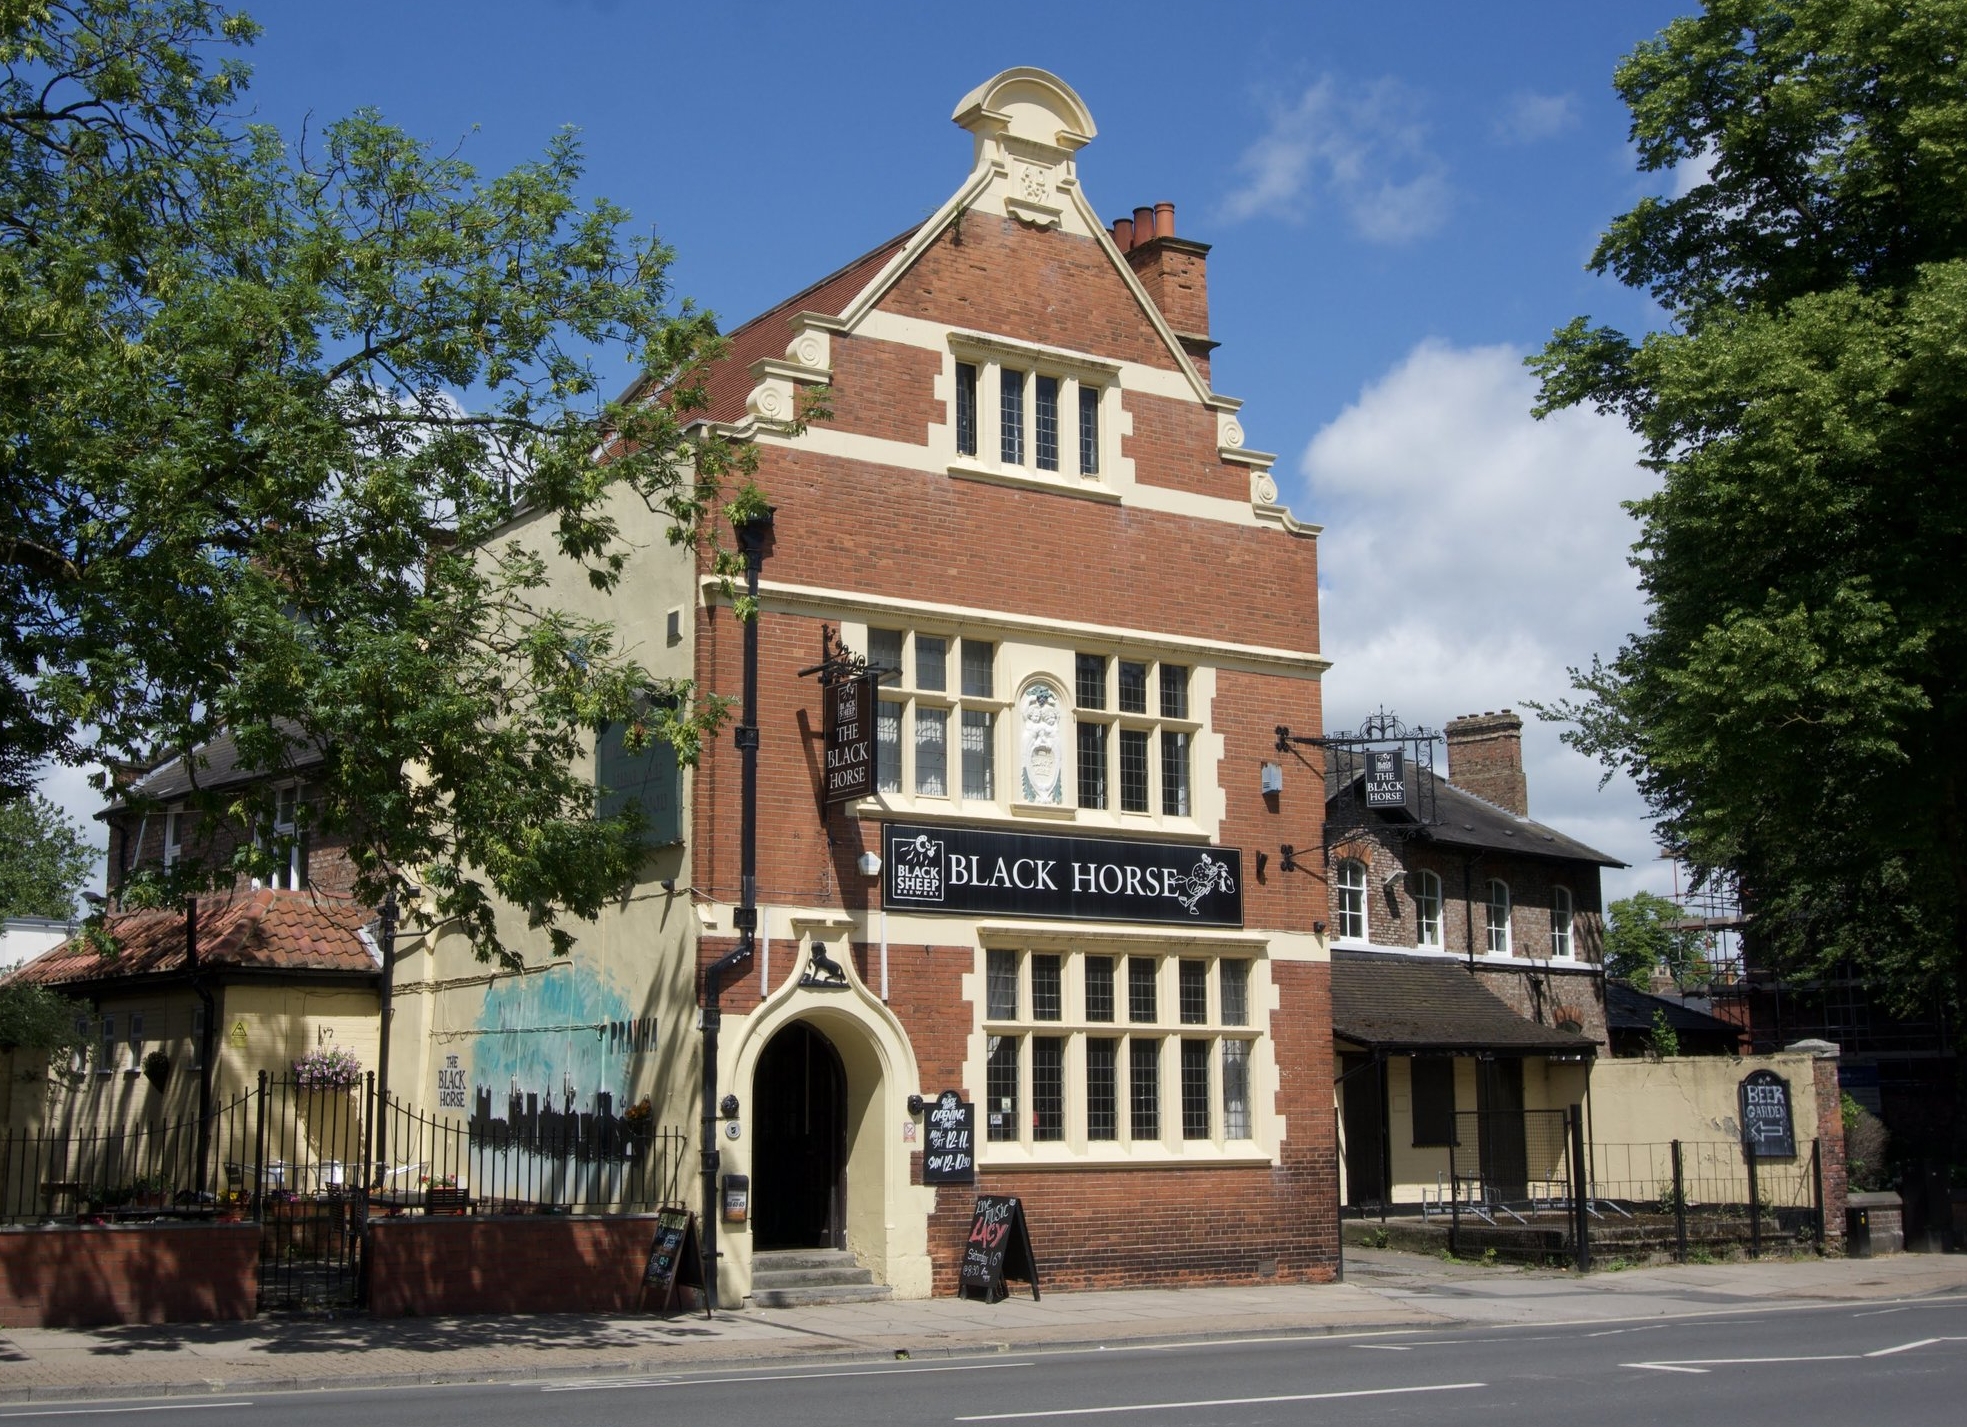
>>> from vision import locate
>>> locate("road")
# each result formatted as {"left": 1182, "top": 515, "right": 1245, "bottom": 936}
{"left": 4, "top": 1297, "right": 1961, "bottom": 1425}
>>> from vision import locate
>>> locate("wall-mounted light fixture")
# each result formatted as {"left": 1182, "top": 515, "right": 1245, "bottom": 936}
{"left": 1260, "top": 763, "right": 1284, "bottom": 796}
{"left": 857, "top": 851, "right": 883, "bottom": 877}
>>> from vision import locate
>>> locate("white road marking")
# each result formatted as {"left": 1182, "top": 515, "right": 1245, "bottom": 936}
{"left": 1584, "top": 1326, "right": 1667, "bottom": 1338}
{"left": 545, "top": 1360, "right": 1037, "bottom": 1391}
{"left": 0, "top": 1406, "right": 252, "bottom": 1419}
{"left": 1353, "top": 1344, "right": 1412, "bottom": 1351}
{"left": 1853, "top": 1308, "right": 1910, "bottom": 1318}
{"left": 1866, "top": 1337, "right": 1967, "bottom": 1357}
{"left": 1628, "top": 1355, "right": 1859, "bottom": 1374}
{"left": 954, "top": 1381, "right": 1485, "bottom": 1421}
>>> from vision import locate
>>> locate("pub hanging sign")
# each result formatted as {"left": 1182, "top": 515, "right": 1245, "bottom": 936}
{"left": 824, "top": 673, "right": 877, "bottom": 806}
{"left": 883, "top": 823, "right": 1241, "bottom": 928}
{"left": 1364, "top": 748, "right": 1406, "bottom": 808}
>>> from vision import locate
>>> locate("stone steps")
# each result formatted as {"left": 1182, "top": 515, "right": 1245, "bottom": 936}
{"left": 747, "top": 1247, "right": 892, "bottom": 1308}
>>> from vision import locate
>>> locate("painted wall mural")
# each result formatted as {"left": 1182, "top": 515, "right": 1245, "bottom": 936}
{"left": 459, "top": 966, "right": 655, "bottom": 1158}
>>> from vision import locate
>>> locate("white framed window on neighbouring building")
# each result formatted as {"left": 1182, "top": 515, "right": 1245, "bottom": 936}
{"left": 1551, "top": 885, "right": 1574, "bottom": 959}
{"left": 1414, "top": 868, "right": 1444, "bottom": 949}
{"left": 1486, "top": 879, "right": 1513, "bottom": 955}
{"left": 1335, "top": 858, "right": 1368, "bottom": 941}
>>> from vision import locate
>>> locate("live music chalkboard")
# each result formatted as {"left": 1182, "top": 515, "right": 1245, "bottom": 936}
{"left": 958, "top": 1195, "right": 1040, "bottom": 1303}
{"left": 643, "top": 1206, "right": 710, "bottom": 1318}
{"left": 1739, "top": 1070, "right": 1796, "bottom": 1159}
{"left": 924, "top": 1091, "right": 975, "bottom": 1185}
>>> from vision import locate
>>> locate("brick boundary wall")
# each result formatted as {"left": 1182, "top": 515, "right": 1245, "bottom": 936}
{"left": 0, "top": 1223, "right": 258, "bottom": 1327}
{"left": 1810, "top": 1050, "right": 1848, "bottom": 1245}
{"left": 366, "top": 1213, "right": 675, "bottom": 1317}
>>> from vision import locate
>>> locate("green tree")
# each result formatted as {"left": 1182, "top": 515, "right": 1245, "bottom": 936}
{"left": 0, "top": 981, "right": 89, "bottom": 1057}
{"left": 1530, "top": 0, "right": 1967, "bottom": 1023}
{"left": 2, "top": 3, "right": 757, "bottom": 964}
{"left": 1604, "top": 891, "right": 1712, "bottom": 989}
{"left": 0, "top": 795, "right": 95, "bottom": 919}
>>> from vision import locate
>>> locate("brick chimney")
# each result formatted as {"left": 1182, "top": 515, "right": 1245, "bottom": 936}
{"left": 1111, "top": 202, "right": 1216, "bottom": 380}
{"left": 1445, "top": 710, "right": 1528, "bottom": 816}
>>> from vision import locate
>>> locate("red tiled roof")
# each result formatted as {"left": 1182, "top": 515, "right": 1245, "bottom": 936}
{"left": 7, "top": 890, "right": 380, "bottom": 988}
{"left": 693, "top": 230, "right": 915, "bottom": 425}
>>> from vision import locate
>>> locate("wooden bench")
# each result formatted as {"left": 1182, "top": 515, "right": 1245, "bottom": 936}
{"left": 424, "top": 1186, "right": 473, "bottom": 1215}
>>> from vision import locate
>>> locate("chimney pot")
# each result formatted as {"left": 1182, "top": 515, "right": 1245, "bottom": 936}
{"left": 1113, "top": 216, "right": 1134, "bottom": 251}
{"left": 1133, "top": 205, "right": 1156, "bottom": 242}
{"left": 1154, "top": 201, "right": 1175, "bottom": 238}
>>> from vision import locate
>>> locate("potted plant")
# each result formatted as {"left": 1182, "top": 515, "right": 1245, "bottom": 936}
{"left": 142, "top": 1049, "right": 171, "bottom": 1088}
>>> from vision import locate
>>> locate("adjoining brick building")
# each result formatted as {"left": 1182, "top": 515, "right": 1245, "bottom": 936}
{"left": 394, "top": 67, "right": 1335, "bottom": 1298}
{"left": 1323, "top": 709, "right": 1625, "bottom": 1209}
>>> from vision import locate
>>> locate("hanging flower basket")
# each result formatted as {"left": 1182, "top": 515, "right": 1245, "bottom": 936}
{"left": 293, "top": 1046, "right": 363, "bottom": 1089}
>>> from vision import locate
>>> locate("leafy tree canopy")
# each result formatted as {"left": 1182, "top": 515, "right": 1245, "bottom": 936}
{"left": 1603, "top": 891, "right": 1713, "bottom": 989}
{"left": 2, "top": 3, "right": 759, "bottom": 964}
{"left": 1530, "top": 1, "right": 1967, "bottom": 1023}
{"left": 0, "top": 980, "right": 89, "bottom": 1056}
{"left": 0, "top": 794, "right": 95, "bottom": 919}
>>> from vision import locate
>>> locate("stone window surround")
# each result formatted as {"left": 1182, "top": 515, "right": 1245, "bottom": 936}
{"left": 946, "top": 334, "right": 1118, "bottom": 502}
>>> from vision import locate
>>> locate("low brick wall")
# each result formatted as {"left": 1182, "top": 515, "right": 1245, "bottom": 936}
{"left": 0, "top": 1223, "right": 259, "bottom": 1327}
{"left": 366, "top": 1213, "right": 673, "bottom": 1317}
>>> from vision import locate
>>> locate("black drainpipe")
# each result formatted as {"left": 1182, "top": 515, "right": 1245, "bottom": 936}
{"left": 700, "top": 506, "right": 772, "bottom": 1313}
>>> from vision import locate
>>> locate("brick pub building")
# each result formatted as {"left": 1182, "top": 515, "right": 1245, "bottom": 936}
{"left": 406, "top": 67, "right": 1334, "bottom": 1300}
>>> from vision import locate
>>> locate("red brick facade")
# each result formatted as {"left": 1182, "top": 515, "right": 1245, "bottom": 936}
{"left": 683, "top": 71, "right": 1334, "bottom": 1293}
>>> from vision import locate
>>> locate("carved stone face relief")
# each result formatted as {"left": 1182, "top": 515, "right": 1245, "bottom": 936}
{"left": 1019, "top": 682, "right": 1064, "bottom": 804}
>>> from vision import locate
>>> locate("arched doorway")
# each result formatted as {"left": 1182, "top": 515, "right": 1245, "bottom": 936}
{"left": 752, "top": 1020, "right": 847, "bottom": 1250}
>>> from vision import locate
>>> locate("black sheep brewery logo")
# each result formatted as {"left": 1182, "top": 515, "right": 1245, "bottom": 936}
{"left": 891, "top": 831, "right": 947, "bottom": 903}
{"left": 883, "top": 823, "right": 1244, "bottom": 927}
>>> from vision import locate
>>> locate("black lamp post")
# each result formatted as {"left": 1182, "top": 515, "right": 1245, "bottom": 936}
{"left": 371, "top": 891, "right": 399, "bottom": 1187}
{"left": 700, "top": 506, "right": 772, "bottom": 1312}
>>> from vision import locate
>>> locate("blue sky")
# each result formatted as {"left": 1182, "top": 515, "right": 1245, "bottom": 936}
{"left": 44, "top": 0, "right": 1703, "bottom": 903}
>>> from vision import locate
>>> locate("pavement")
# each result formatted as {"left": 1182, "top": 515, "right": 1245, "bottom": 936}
{"left": 3, "top": 1248, "right": 1966, "bottom": 1404}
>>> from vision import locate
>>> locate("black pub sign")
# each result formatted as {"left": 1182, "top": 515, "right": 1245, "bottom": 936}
{"left": 883, "top": 823, "right": 1241, "bottom": 928}
{"left": 823, "top": 673, "right": 877, "bottom": 805}
{"left": 1364, "top": 748, "right": 1406, "bottom": 808}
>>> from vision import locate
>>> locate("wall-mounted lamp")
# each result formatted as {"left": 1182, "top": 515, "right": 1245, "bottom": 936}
{"left": 906, "top": 1093, "right": 925, "bottom": 1116}
{"left": 856, "top": 851, "right": 882, "bottom": 877}
{"left": 1260, "top": 763, "right": 1284, "bottom": 796}
{"left": 720, "top": 1093, "right": 740, "bottom": 1118}
{"left": 1313, "top": 921, "right": 1327, "bottom": 936}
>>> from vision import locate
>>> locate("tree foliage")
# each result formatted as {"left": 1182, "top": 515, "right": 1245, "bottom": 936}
{"left": 0, "top": 980, "right": 88, "bottom": 1056}
{"left": 0, "top": 794, "right": 95, "bottom": 918}
{"left": 2, "top": 3, "right": 758, "bottom": 964}
{"left": 1604, "top": 891, "right": 1713, "bottom": 989}
{"left": 1530, "top": 1, "right": 1967, "bottom": 1022}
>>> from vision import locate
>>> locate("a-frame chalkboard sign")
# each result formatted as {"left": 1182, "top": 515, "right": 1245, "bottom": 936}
{"left": 643, "top": 1205, "right": 710, "bottom": 1319}
{"left": 957, "top": 1195, "right": 1041, "bottom": 1303}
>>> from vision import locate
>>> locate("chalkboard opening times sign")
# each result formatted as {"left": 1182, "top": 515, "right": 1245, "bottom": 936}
{"left": 923, "top": 1090, "right": 975, "bottom": 1185}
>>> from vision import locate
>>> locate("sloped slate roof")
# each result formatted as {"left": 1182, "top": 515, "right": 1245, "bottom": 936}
{"left": 7, "top": 890, "right": 379, "bottom": 989}
{"left": 1605, "top": 981, "right": 1743, "bottom": 1039}
{"left": 1331, "top": 950, "right": 1596, "bottom": 1055}
{"left": 1328, "top": 767, "right": 1624, "bottom": 868}
{"left": 112, "top": 720, "right": 324, "bottom": 808}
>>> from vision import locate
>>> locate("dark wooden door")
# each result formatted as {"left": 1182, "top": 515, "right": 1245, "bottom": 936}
{"left": 752, "top": 1022, "right": 846, "bottom": 1250}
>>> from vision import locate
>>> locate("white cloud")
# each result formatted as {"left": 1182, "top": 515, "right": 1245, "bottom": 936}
{"left": 1220, "top": 78, "right": 1449, "bottom": 243}
{"left": 31, "top": 758, "right": 109, "bottom": 901}
{"left": 1495, "top": 91, "right": 1577, "bottom": 144}
{"left": 1299, "top": 339, "right": 1678, "bottom": 901}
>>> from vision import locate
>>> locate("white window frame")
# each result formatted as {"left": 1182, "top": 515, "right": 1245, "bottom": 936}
{"left": 161, "top": 804, "right": 184, "bottom": 869}
{"left": 1334, "top": 858, "right": 1368, "bottom": 942}
{"left": 947, "top": 338, "right": 1116, "bottom": 494}
{"left": 126, "top": 1012, "right": 144, "bottom": 1074}
{"left": 1486, "top": 879, "right": 1513, "bottom": 955}
{"left": 255, "top": 783, "right": 303, "bottom": 891}
{"left": 979, "top": 946, "right": 1263, "bottom": 1160}
{"left": 1550, "top": 885, "right": 1575, "bottom": 960}
{"left": 1414, "top": 869, "right": 1444, "bottom": 949}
